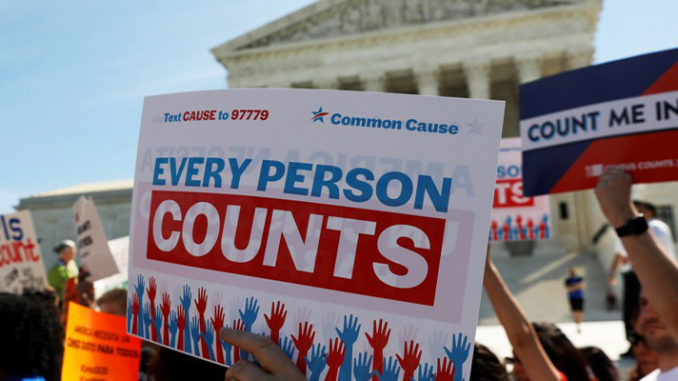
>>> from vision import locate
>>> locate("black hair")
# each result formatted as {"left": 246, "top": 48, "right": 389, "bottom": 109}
{"left": 532, "top": 321, "right": 590, "bottom": 381}
{"left": 470, "top": 343, "right": 509, "bottom": 381}
{"left": 150, "top": 347, "right": 226, "bottom": 380}
{"left": 0, "top": 291, "right": 64, "bottom": 381}
{"left": 580, "top": 346, "right": 620, "bottom": 381}
{"left": 633, "top": 200, "right": 656, "bottom": 216}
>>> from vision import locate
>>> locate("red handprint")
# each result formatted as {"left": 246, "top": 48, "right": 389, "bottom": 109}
{"left": 194, "top": 287, "right": 209, "bottom": 357}
{"left": 211, "top": 305, "right": 225, "bottom": 364}
{"left": 435, "top": 357, "right": 455, "bottom": 381}
{"left": 365, "top": 319, "right": 390, "bottom": 381}
{"left": 177, "top": 305, "right": 185, "bottom": 351}
{"left": 264, "top": 301, "right": 287, "bottom": 344}
{"left": 232, "top": 319, "right": 245, "bottom": 363}
{"left": 325, "top": 338, "right": 345, "bottom": 381}
{"left": 291, "top": 322, "right": 316, "bottom": 375}
{"left": 132, "top": 294, "right": 139, "bottom": 335}
{"left": 147, "top": 277, "right": 157, "bottom": 341}
{"left": 396, "top": 340, "right": 422, "bottom": 381}
{"left": 161, "top": 292, "right": 171, "bottom": 346}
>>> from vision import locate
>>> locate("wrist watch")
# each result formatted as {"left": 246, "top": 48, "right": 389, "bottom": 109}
{"left": 615, "top": 215, "right": 648, "bottom": 237}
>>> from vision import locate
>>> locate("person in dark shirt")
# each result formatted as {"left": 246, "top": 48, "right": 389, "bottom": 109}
{"left": 565, "top": 267, "right": 585, "bottom": 333}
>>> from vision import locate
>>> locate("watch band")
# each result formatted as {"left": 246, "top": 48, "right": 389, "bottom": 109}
{"left": 615, "top": 215, "right": 648, "bottom": 237}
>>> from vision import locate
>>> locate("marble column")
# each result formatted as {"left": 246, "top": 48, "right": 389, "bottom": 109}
{"left": 361, "top": 72, "right": 387, "bottom": 92}
{"left": 516, "top": 54, "right": 541, "bottom": 84}
{"left": 566, "top": 48, "right": 592, "bottom": 70}
{"left": 463, "top": 59, "right": 491, "bottom": 99}
{"left": 415, "top": 67, "right": 440, "bottom": 96}
{"left": 313, "top": 78, "right": 340, "bottom": 89}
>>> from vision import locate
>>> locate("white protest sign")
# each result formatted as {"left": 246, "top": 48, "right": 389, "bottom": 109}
{"left": 73, "top": 196, "right": 119, "bottom": 281}
{"left": 94, "top": 236, "right": 130, "bottom": 297}
{"left": 128, "top": 89, "right": 504, "bottom": 379}
{"left": 489, "top": 138, "right": 551, "bottom": 241}
{"left": 0, "top": 211, "right": 47, "bottom": 293}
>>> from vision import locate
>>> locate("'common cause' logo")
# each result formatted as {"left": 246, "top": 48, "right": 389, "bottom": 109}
{"left": 311, "top": 106, "right": 328, "bottom": 123}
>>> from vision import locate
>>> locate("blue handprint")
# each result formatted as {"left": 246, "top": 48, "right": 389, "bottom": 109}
{"left": 190, "top": 316, "right": 201, "bottom": 356}
{"left": 239, "top": 297, "right": 260, "bottom": 332}
{"left": 336, "top": 314, "right": 361, "bottom": 381}
{"left": 180, "top": 285, "right": 192, "bottom": 354}
{"left": 204, "top": 322, "right": 216, "bottom": 361}
{"left": 127, "top": 297, "right": 133, "bottom": 332}
{"left": 353, "top": 351, "right": 375, "bottom": 381}
{"left": 168, "top": 311, "right": 178, "bottom": 348}
{"left": 279, "top": 336, "right": 296, "bottom": 361}
{"left": 414, "top": 362, "right": 434, "bottom": 381}
{"left": 378, "top": 356, "right": 400, "bottom": 381}
{"left": 444, "top": 333, "right": 471, "bottom": 381}
{"left": 305, "top": 343, "right": 327, "bottom": 381}
{"left": 135, "top": 275, "right": 146, "bottom": 337}
{"left": 142, "top": 303, "right": 152, "bottom": 340}
{"left": 153, "top": 305, "right": 163, "bottom": 342}
{"left": 220, "top": 337, "right": 233, "bottom": 366}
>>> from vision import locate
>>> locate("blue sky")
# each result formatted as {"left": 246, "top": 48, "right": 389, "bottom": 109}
{"left": 1, "top": 0, "right": 676, "bottom": 214}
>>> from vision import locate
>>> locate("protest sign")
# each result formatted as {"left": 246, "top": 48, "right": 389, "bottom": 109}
{"left": 128, "top": 89, "right": 504, "bottom": 379}
{"left": 62, "top": 302, "right": 141, "bottom": 381}
{"left": 0, "top": 210, "right": 47, "bottom": 293}
{"left": 94, "top": 236, "right": 130, "bottom": 296}
{"left": 73, "top": 196, "right": 119, "bottom": 281}
{"left": 489, "top": 138, "right": 550, "bottom": 242}
{"left": 520, "top": 48, "right": 678, "bottom": 196}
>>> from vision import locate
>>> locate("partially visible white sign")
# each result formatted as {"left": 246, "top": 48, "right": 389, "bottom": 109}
{"left": 73, "top": 196, "right": 119, "bottom": 281}
{"left": 0, "top": 211, "right": 47, "bottom": 293}
{"left": 94, "top": 236, "right": 129, "bottom": 297}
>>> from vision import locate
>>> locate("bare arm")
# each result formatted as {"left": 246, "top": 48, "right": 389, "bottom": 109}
{"left": 484, "top": 254, "right": 561, "bottom": 381}
{"left": 595, "top": 168, "right": 678, "bottom": 338}
{"left": 608, "top": 254, "right": 621, "bottom": 285}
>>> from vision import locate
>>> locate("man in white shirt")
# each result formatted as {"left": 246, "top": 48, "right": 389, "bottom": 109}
{"left": 608, "top": 200, "right": 676, "bottom": 354}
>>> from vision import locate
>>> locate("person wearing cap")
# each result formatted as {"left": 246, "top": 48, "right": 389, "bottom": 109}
{"left": 48, "top": 239, "right": 79, "bottom": 299}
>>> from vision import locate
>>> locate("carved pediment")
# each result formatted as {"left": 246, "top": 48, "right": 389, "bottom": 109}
{"left": 221, "top": 0, "right": 578, "bottom": 53}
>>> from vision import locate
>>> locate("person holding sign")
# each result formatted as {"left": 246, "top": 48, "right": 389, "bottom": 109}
{"left": 48, "top": 239, "right": 78, "bottom": 300}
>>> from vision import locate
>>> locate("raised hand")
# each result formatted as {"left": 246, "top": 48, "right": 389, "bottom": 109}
{"left": 153, "top": 305, "right": 163, "bottom": 342}
{"left": 444, "top": 333, "right": 470, "bottom": 381}
{"left": 220, "top": 336, "right": 233, "bottom": 366}
{"left": 177, "top": 305, "right": 186, "bottom": 352}
{"left": 210, "top": 304, "right": 226, "bottom": 364}
{"left": 365, "top": 319, "right": 390, "bottom": 381}
{"left": 326, "top": 338, "right": 346, "bottom": 381}
{"left": 415, "top": 362, "right": 435, "bottom": 381}
{"left": 147, "top": 276, "right": 157, "bottom": 305}
{"left": 436, "top": 358, "right": 455, "bottom": 381}
{"left": 232, "top": 319, "right": 246, "bottom": 363}
{"left": 204, "top": 322, "right": 216, "bottom": 361}
{"left": 127, "top": 297, "right": 133, "bottom": 332}
{"left": 168, "top": 310, "right": 178, "bottom": 348}
{"left": 265, "top": 301, "right": 287, "bottom": 344}
{"left": 131, "top": 294, "right": 139, "bottom": 335}
{"left": 279, "top": 336, "right": 296, "bottom": 361}
{"left": 179, "top": 285, "right": 192, "bottom": 353}
{"left": 337, "top": 314, "right": 361, "bottom": 381}
{"left": 194, "top": 287, "right": 209, "bottom": 356}
{"left": 396, "top": 340, "right": 422, "bottom": 381}
{"left": 142, "top": 303, "right": 152, "bottom": 339}
{"left": 377, "top": 356, "right": 400, "bottom": 381}
{"left": 353, "top": 352, "right": 375, "bottom": 381}
{"left": 161, "top": 292, "right": 171, "bottom": 346}
{"left": 291, "top": 322, "right": 315, "bottom": 374}
{"left": 135, "top": 275, "right": 146, "bottom": 337}
{"left": 239, "top": 296, "right": 260, "bottom": 332}
{"left": 305, "top": 343, "right": 326, "bottom": 381}
{"left": 190, "top": 316, "right": 201, "bottom": 356}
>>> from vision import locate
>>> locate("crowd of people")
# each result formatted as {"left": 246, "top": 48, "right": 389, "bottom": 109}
{"left": 1, "top": 168, "right": 677, "bottom": 381}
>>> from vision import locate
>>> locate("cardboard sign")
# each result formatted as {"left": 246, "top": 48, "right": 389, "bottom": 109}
{"left": 73, "top": 196, "right": 119, "bottom": 281}
{"left": 128, "top": 89, "right": 504, "bottom": 379}
{"left": 94, "top": 236, "right": 130, "bottom": 297}
{"left": 62, "top": 302, "right": 141, "bottom": 381}
{"left": 489, "top": 138, "right": 550, "bottom": 241}
{"left": 520, "top": 48, "right": 678, "bottom": 196}
{"left": 0, "top": 211, "right": 47, "bottom": 293}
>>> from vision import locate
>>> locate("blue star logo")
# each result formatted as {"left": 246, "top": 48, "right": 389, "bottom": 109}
{"left": 311, "top": 106, "right": 329, "bottom": 123}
